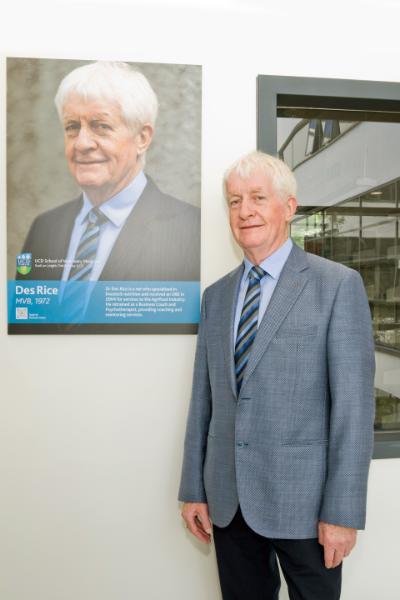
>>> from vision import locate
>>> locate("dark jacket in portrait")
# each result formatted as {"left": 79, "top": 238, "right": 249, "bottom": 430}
{"left": 18, "top": 177, "right": 200, "bottom": 282}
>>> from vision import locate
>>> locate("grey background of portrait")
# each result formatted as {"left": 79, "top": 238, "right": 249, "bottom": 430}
{"left": 7, "top": 57, "right": 201, "bottom": 277}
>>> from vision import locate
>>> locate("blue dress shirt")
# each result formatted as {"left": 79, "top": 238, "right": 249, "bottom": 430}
{"left": 233, "top": 238, "right": 293, "bottom": 345}
{"left": 62, "top": 171, "right": 147, "bottom": 281}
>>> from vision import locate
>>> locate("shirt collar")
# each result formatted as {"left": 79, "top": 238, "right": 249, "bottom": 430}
{"left": 78, "top": 171, "right": 147, "bottom": 227}
{"left": 243, "top": 238, "right": 293, "bottom": 281}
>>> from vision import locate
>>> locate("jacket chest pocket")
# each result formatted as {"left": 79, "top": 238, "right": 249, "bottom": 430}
{"left": 273, "top": 325, "right": 318, "bottom": 341}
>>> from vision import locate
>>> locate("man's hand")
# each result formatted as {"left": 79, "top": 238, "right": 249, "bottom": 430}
{"left": 181, "top": 502, "right": 212, "bottom": 544}
{"left": 318, "top": 521, "right": 357, "bottom": 568}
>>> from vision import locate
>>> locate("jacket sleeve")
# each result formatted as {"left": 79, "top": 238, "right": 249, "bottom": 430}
{"left": 319, "top": 269, "right": 375, "bottom": 529}
{"left": 178, "top": 289, "right": 212, "bottom": 503}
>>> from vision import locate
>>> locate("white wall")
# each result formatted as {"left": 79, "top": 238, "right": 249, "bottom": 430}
{"left": 1, "top": 1, "right": 399, "bottom": 599}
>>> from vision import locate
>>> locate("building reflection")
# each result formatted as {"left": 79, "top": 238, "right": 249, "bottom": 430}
{"left": 279, "top": 118, "right": 400, "bottom": 433}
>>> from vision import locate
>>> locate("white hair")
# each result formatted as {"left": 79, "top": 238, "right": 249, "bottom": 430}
{"left": 54, "top": 61, "right": 159, "bottom": 132}
{"left": 223, "top": 151, "right": 297, "bottom": 200}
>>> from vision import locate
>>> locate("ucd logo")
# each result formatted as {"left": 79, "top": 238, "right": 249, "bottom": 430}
{"left": 16, "top": 253, "right": 32, "bottom": 275}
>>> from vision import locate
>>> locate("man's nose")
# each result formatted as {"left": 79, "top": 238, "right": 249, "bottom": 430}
{"left": 74, "top": 126, "right": 97, "bottom": 152}
{"left": 239, "top": 197, "right": 255, "bottom": 219}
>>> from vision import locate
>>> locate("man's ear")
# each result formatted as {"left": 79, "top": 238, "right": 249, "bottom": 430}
{"left": 136, "top": 124, "right": 153, "bottom": 157}
{"left": 286, "top": 195, "right": 298, "bottom": 222}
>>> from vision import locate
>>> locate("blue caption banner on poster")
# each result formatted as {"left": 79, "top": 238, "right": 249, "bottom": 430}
{"left": 8, "top": 281, "right": 200, "bottom": 324}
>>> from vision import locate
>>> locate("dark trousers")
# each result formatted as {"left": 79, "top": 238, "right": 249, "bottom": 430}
{"left": 213, "top": 508, "right": 342, "bottom": 600}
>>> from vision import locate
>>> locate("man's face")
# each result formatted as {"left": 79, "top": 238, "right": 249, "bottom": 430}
{"left": 226, "top": 169, "right": 297, "bottom": 262}
{"left": 62, "top": 95, "right": 152, "bottom": 204}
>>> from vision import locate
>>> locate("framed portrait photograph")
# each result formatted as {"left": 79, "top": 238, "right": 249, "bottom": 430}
{"left": 7, "top": 57, "right": 202, "bottom": 334}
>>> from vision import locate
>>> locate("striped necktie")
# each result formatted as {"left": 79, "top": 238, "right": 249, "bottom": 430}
{"left": 234, "top": 265, "right": 266, "bottom": 392}
{"left": 61, "top": 207, "right": 108, "bottom": 322}
{"left": 68, "top": 207, "right": 108, "bottom": 281}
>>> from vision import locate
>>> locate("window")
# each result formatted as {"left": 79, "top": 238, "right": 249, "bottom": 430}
{"left": 258, "top": 74, "right": 400, "bottom": 457}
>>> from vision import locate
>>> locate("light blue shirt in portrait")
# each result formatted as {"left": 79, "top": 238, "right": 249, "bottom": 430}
{"left": 233, "top": 238, "right": 293, "bottom": 345}
{"left": 62, "top": 171, "right": 147, "bottom": 281}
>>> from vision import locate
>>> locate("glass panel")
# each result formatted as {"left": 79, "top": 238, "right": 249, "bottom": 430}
{"left": 375, "top": 388, "right": 400, "bottom": 431}
{"left": 260, "top": 77, "right": 400, "bottom": 447}
{"left": 360, "top": 219, "right": 396, "bottom": 263}
{"left": 327, "top": 197, "right": 360, "bottom": 236}
{"left": 314, "top": 212, "right": 324, "bottom": 257}
{"left": 291, "top": 217, "right": 307, "bottom": 250}
{"left": 280, "top": 113, "right": 400, "bottom": 435}
{"left": 282, "top": 125, "right": 308, "bottom": 170}
{"left": 303, "top": 214, "right": 316, "bottom": 254}
{"left": 306, "top": 119, "right": 323, "bottom": 155}
{"left": 331, "top": 231, "right": 359, "bottom": 264}
{"left": 277, "top": 117, "right": 357, "bottom": 171}
{"left": 361, "top": 182, "right": 396, "bottom": 229}
{"left": 322, "top": 120, "right": 340, "bottom": 146}
{"left": 361, "top": 215, "right": 399, "bottom": 350}
{"left": 322, "top": 212, "right": 332, "bottom": 260}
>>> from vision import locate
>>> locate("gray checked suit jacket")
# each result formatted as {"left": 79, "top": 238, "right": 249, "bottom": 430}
{"left": 179, "top": 242, "right": 375, "bottom": 539}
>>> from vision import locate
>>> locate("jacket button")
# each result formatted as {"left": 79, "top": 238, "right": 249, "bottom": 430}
{"left": 236, "top": 441, "right": 248, "bottom": 447}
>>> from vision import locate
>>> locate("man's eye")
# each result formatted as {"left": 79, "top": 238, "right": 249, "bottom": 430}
{"left": 91, "top": 121, "right": 112, "bottom": 132}
{"left": 229, "top": 199, "right": 240, "bottom": 207}
{"left": 65, "top": 123, "right": 80, "bottom": 133}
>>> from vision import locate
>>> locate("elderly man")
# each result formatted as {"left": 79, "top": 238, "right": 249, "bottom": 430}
{"left": 18, "top": 61, "right": 200, "bottom": 285}
{"left": 179, "top": 151, "right": 375, "bottom": 599}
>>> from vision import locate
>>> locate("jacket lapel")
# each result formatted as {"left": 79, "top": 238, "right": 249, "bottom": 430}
{"left": 50, "top": 198, "right": 82, "bottom": 280}
{"left": 240, "top": 244, "right": 310, "bottom": 392}
{"left": 219, "top": 265, "right": 243, "bottom": 399}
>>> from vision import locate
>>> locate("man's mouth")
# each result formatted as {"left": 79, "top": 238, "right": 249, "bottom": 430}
{"left": 240, "top": 224, "right": 263, "bottom": 230}
{"left": 74, "top": 159, "right": 108, "bottom": 164}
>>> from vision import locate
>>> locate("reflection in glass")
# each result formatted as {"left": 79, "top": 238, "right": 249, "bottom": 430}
{"left": 328, "top": 197, "right": 360, "bottom": 236}
{"left": 292, "top": 183, "right": 399, "bottom": 351}
{"left": 375, "top": 388, "right": 400, "bottom": 431}
{"left": 276, "top": 97, "right": 400, "bottom": 439}
{"left": 322, "top": 120, "right": 340, "bottom": 146}
{"left": 305, "top": 119, "right": 323, "bottom": 156}
{"left": 361, "top": 182, "right": 396, "bottom": 228}
{"left": 278, "top": 118, "right": 357, "bottom": 169}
